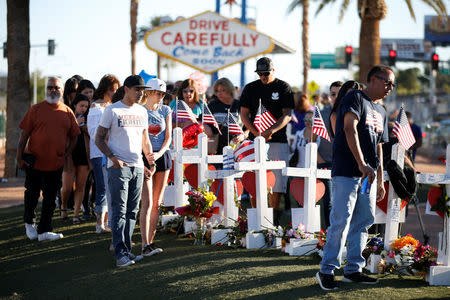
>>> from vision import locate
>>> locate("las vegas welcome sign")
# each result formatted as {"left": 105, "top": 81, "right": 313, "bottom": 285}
{"left": 144, "top": 11, "right": 274, "bottom": 74}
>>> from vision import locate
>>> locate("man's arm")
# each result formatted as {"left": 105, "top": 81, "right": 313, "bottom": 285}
{"left": 343, "top": 112, "right": 375, "bottom": 183}
{"left": 240, "top": 106, "right": 259, "bottom": 137}
{"left": 16, "top": 130, "right": 30, "bottom": 170}
{"left": 95, "top": 126, "right": 124, "bottom": 168}
{"left": 262, "top": 108, "right": 292, "bottom": 141}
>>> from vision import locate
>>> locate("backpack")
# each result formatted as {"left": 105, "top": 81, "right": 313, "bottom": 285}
{"left": 385, "top": 160, "right": 417, "bottom": 200}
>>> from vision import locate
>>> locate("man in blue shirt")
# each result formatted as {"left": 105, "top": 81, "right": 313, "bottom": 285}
{"left": 317, "top": 66, "right": 393, "bottom": 290}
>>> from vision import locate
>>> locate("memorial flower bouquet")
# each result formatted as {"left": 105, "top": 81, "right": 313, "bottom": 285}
{"left": 285, "top": 224, "right": 314, "bottom": 241}
{"left": 175, "top": 188, "right": 219, "bottom": 245}
{"left": 175, "top": 188, "right": 219, "bottom": 218}
{"left": 379, "top": 234, "right": 437, "bottom": 277}
{"left": 362, "top": 236, "right": 385, "bottom": 259}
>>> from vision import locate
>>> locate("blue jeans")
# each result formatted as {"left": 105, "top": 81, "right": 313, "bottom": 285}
{"left": 91, "top": 157, "right": 107, "bottom": 214}
{"left": 320, "top": 176, "right": 376, "bottom": 275}
{"left": 108, "top": 166, "right": 144, "bottom": 260}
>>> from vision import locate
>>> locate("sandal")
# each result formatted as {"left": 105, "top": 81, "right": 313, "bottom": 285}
{"left": 60, "top": 209, "right": 68, "bottom": 221}
{"left": 73, "top": 216, "right": 82, "bottom": 225}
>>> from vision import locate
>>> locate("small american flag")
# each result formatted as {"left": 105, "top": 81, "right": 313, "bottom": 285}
{"left": 254, "top": 99, "right": 276, "bottom": 133}
{"left": 393, "top": 106, "right": 416, "bottom": 150}
{"left": 202, "top": 102, "right": 221, "bottom": 134}
{"left": 223, "top": 110, "right": 244, "bottom": 135}
{"left": 312, "top": 106, "right": 331, "bottom": 142}
{"left": 175, "top": 99, "right": 197, "bottom": 122}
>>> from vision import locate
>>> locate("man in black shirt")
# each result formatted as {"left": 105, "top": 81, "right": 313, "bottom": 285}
{"left": 240, "top": 57, "right": 295, "bottom": 224}
{"left": 317, "top": 65, "right": 393, "bottom": 290}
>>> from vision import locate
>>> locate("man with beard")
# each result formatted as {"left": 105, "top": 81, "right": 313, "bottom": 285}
{"left": 95, "top": 75, "right": 155, "bottom": 268}
{"left": 17, "top": 77, "right": 80, "bottom": 241}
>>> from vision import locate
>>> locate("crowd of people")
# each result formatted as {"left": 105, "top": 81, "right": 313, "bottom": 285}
{"left": 17, "top": 56, "right": 420, "bottom": 290}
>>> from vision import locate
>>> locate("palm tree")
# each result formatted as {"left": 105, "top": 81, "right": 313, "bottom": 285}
{"left": 5, "top": 0, "right": 30, "bottom": 178}
{"left": 130, "top": 0, "right": 139, "bottom": 74}
{"left": 313, "top": 0, "right": 447, "bottom": 83}
{"left": 288, "top": 0, "right": 310, "bottom": 95}
{"left": 138, "top": 16, "right": 165, "bottom": 77}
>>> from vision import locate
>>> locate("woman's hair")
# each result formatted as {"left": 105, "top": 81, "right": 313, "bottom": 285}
{"left": 63, "top": 77, "right": 78, "bottom": 106}
{"left": 93, "top": 74, "right": 120, "bottom": 100}
{"left": 331, "top": 80, "right": 361, "bottom": 115}
{"left": 177, "top": 79, "right": 199, "bottom": 103}
{"left": 213, "top": 77, "right": 236, "bottom": 99}
{"left": 111, "top": 86, "right": 125, "bottom": 103}
{"left": 70, "top": 93, "right": 90, "bottom": 113}
{"left": 76, "top": 79, "right": 96, "bottom": 94}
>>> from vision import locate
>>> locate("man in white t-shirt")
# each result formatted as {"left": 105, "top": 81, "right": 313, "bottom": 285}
{"left": 95, "top": 75, "right": 155, "bottom": 268}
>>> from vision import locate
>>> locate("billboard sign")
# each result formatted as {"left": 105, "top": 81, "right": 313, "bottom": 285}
{"left": 425, "top": 15, "right": 450, "bottom": 46}
{"left": 144, "top": 11, "right": 274, "bottom": 73}
{"left": 380, "top": 39, "right": 433, "bottom": 61}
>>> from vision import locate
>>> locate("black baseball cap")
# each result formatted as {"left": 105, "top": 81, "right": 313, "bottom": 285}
{"left": 255, "top": 57, "right": 273, "bottom": 72}
{"left": 123, "top": 75, "right": 146, "bottom": 88}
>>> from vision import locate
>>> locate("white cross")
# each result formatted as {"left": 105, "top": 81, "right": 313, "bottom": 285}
{"left": 282, "top": 142, "right": 330, "bottom": 232}
{"left": 233, "top": 136, "right": 286, "bottom": 232}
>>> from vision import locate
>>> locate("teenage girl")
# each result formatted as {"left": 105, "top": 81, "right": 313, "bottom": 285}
{"left": 140, "top": 78, "right": 172, "bottom": 256}
{"left": 61, "top": 94, "right": 91, "bottom": 224}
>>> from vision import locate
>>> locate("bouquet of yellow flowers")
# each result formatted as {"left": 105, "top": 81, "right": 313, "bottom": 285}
{"left": 175, "top": 188, "right": 219, "bottom": 218}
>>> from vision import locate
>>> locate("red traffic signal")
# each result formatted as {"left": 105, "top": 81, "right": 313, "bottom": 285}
{"left": 345, "top": 46, "right": 353, "bottom": 54}
{"left": 431, "top": 53, "right": 439, "bottom": 70}
{"left": 388, "top": 49, "right": 397, "bottom": 66}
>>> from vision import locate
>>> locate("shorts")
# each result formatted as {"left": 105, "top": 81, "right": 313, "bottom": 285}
{"left": 143, "top": 150, "right": 172, "bottom": 173}
{"left": 267, "top": 142, "right": 289, "bottom": 193}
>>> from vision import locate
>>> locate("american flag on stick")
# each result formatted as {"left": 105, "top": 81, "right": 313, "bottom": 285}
{"left": 393, "top": 106, "right": 416, "bottom": 150}
{"left": 175, "top": 99, "right": 197, "bottom": 122}
{"left": 223, "top": 110, "right": 244, "bottom": 135}
{"left": 254, "top": 99, "right": 276, "bottom": 133}
{"left": 312, "top": 105, "right": 331, "bottom": 142}
{"left": 202, "top": 102, "right": 221, "bottom": 134}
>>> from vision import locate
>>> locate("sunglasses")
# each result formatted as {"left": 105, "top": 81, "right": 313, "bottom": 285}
{"left": 183, "top": 88, "right": 195, "bottom": 94}
{"left": 304, "top": 118, "right": 313, "bottom": 122}
{"left": 374, "top": 75, "right": 396, "bottom": 88}
{"left": 257, "top": 72, "right": 271, "bottom": 77}
{"left": 47, "top": 86, "right": 61, "bottom": 91}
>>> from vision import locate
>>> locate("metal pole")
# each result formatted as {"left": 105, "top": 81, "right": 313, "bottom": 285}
{"left": 240, "top": 0, "right": 247, "bottom": 89}
{"left": 211, "top": 0, "right": 221, "bottom": 86}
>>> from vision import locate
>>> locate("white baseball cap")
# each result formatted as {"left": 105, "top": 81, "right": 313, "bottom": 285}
{"left": 146, "top": 78, "right": 166, "bottom": 93}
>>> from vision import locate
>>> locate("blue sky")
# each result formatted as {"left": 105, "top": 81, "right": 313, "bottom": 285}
{"left": 0, "top": 0, "right": 448, "bottom": 91}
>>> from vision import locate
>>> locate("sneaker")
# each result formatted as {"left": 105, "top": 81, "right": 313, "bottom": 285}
{"left": 116, "top": 256, "right": 135, "bottom": 268}
{"left": 25, "top": 223, "right": 38, "bottom": 240}
{"left": 38, "top": 232, "right": 63, "bottom": 241}
{"left": 95, "top": 225, "right": 110, "bottom": 234}
{"left": 142, "top": 243, "right": 163, "bottom": 257}
{"left": 342, "top": 272, "right": 379, "bottom": 284}
{"left": 316, "top": 272, "right": 339, "bottom": 291}
{"left": 128, "top": 252, "right": 144, "bottom": 262}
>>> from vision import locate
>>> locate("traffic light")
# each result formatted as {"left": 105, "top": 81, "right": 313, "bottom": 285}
{"left": 345, "top": 46, "right": 353, "bottom": 65}
{"left": 431, "top": 53, "right": 439, "bottom": 71}
{"left": 388, "top": 49, "right": 397, "bottom": 66}
{"left": 3, "top": 42, "right": 6, "bottom": 58}
{"left": 48, "top": 39, "right": 55, "bottom": 55}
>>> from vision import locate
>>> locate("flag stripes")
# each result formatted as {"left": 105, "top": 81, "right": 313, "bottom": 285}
{"left": 312, "top": 106, "right": 331, "bottom": 142}
{"left": 393, "top": 106, "right": 416, "bottom": 150}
